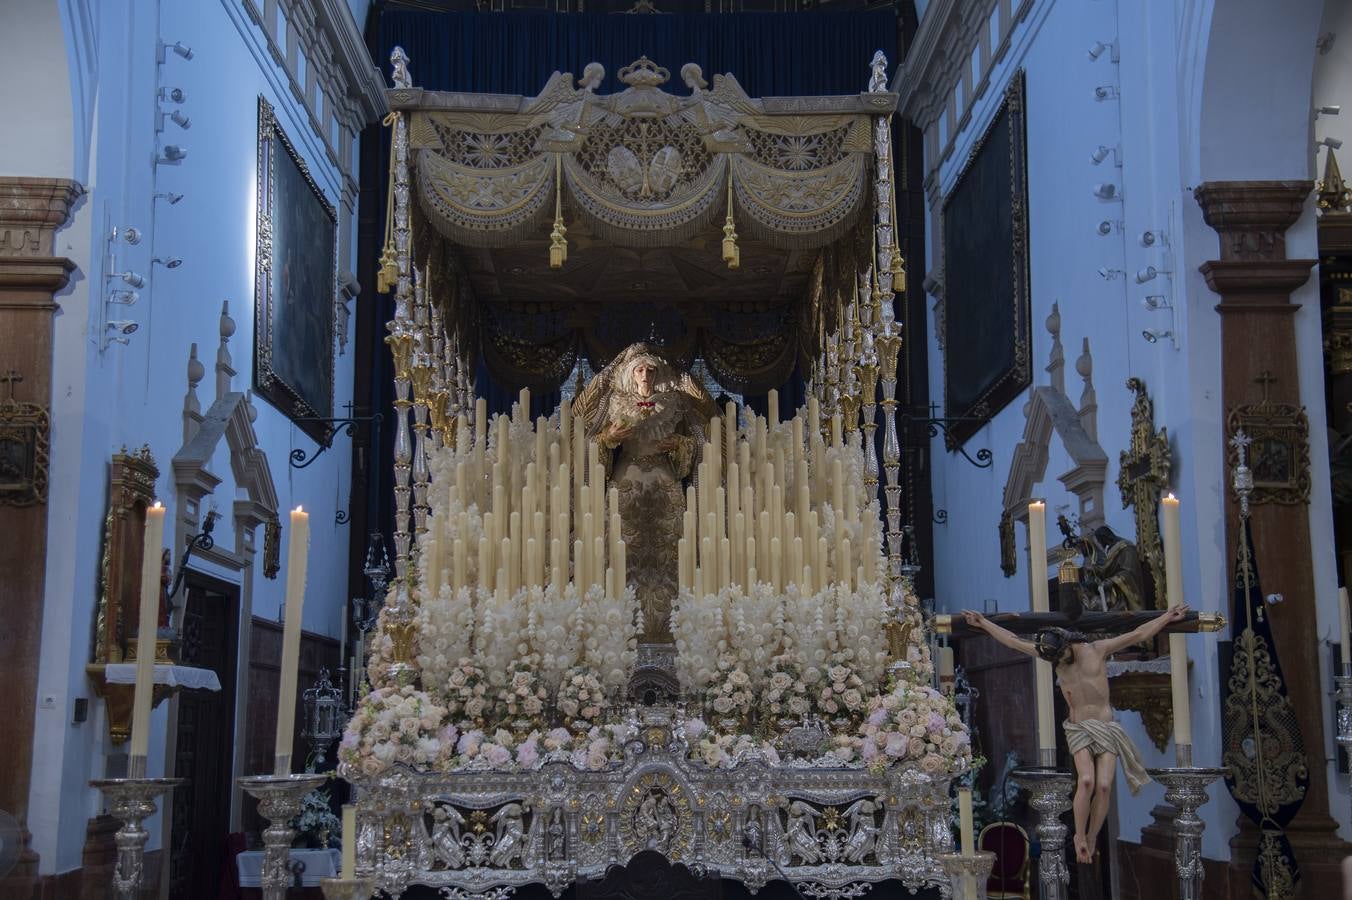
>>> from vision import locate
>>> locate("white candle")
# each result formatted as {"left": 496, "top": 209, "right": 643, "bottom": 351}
{"left": 958, "top": 787, "right": 974, "bottom": 856}
{"left": 938, "top": 646, "right": 954, "bottom": 680}
{"left": 129, "top": 501, "right": 165, "bottom": 761}
{"left": 1161, "top": 493, "right": 1192, "bottom": 748}
{"left": 274, "top": 505, "right": 310, "bottom": 774}
{"left": 341, "top": 804, "right": 356, "bottom": 879}
{"left": 768, "top": 389, "right": 779, "bottom": 429}
{"left": 616, "top": 540, "right": 626, "bottom": 596}
{"left": 1028, "top": 500, "right": 1048, "bottom": 612}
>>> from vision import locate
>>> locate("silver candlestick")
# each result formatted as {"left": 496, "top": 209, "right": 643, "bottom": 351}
{"left": 938, "top": 850, "right": 995, "bottom": 899}
{"left": 90, "top": 776, "right": 183, "bottom": 900}
{"left": 321, "top": 876, "right": 375, "bottom": 899}
{"left": 1145, "top": 766, "right": 1226, "bottom": 900}
{"left": 1011, "top": 767, "right": 1074, "bottom": 900}
{"left": 1335, "top": 673, "right": 1352, "bottom": 758}
{"left": 239, "top": 772, "right": 330, "bottom": 900}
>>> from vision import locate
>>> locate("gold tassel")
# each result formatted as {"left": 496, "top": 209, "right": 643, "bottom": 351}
{"left": 376, "top": 112, "right": 402, "bottom": 293}
{"left": 721, "top": 175, "right": 740, "bottom": 269}
{"left": 885, "top": 114, "right": 908, "bottom": 292}
{"left": 549, "top": 154, "right": 568, "bottom": 269}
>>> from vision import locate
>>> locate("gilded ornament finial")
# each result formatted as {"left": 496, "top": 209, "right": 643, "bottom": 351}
{"left": 722, "top": 176, "right": 740, "bottom": 269}
{"left": 1317, "top": 146, "right": 1351, "bottom": 214}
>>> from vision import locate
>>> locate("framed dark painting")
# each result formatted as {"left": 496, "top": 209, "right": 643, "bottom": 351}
{"left": 940, "top": 70, "right": 1030, "bottom": 446}
{"left": 254, "top": 95, "right": 336, "bottom": 443}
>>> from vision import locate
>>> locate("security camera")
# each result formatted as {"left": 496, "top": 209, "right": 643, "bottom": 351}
{"left": 153, "top": 256, "right": 183, "bottom": 269}
{"left": 111, "top": 271, "right": 146, "bottom": 289}
{"left": 157, "top": 41, "right": 194, "bottom": 63}
{"left": 1093, "top": 183, "right": 1118, "bottom": 200}
{"left": 160, "top": 145, "right": 188, "bottom": 163}
{"left": 107, "top": 320, "right": 139, "bottom": 336}
{"left": 159, "top": 87, "right": 186, "bottom": 104}
{"left": 154, "top": 192, "right": 183, "bottom": 205}
{"left": 1135, "top": 266, "right": 1159, "bottom": 283}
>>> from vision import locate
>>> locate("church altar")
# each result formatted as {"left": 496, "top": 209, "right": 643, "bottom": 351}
{"left": 338, "top": 47, "right": 966, "bottom": 899}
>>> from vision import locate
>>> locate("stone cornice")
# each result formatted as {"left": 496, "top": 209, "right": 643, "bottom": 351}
{"left": 891, "top": 0, "right": 997, "bottom": 130}
{"left": 313, "top": 0, "right": 386, "bottom": 123}
{"left": 0, "top": 177, "right": 83, "bottom": 258}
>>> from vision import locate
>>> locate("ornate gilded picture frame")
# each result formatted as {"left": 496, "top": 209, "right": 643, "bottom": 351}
{"left": 253, "top": 95, "right": 336, "bottom": 443}
{"left": 939, "top": 71, "right": 1031, "bottom": 446}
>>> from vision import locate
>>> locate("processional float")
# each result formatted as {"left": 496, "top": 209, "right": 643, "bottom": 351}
{"left": 326, "top": 48, "right": 985, "bottom": 900}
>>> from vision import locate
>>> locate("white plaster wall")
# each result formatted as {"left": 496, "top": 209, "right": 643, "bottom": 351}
{"left": 922, "top": 0, "right": 1347, "bottom": 862}
{"left": 15, "top": 0, "right": 359, "bottom": 875}
{"left": 0, "top": 0, "right": 75, "bottom": 179}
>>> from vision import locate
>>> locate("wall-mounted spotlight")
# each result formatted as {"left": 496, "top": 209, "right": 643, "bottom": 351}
{"left": 158, "top": 145, "right": 188, "bottom": 164}
{"left": 106, "top": 320, "right": 140, "bottom": 341}
{"left": 153, "top": 256, "right": 183, "bottom": 269}
{"left": 1093, "top": 183, "right": 1119, "bottom": 200}
{"left": 1135, "top": 266, "right": 1159, "bottom": 283}
{"left": 108, "top": 290, "right": 140, "bottom": 306}
{"left": 1316, "top": 105, "right": 1341, "bottom": 117}
{"left": 159, "top": 87, "right": 186, "bottom": 104}
{"left": 1097, "top": 267, "right": 1125, "bottom": 280}
{"left": 110, "top": 270, "right": 146, "bottom": 289}
{"left": 1094, "top": 85, "right": 1118, "bottom": 101}
{"left": 1142, "top": 328, "right": 1173, "bottom": 344}
{"left": 160, "top": 109, "right": 191, "bottom": 130}
{"left": 1096, "top": 220, "right": 1115, "bottom": 236}
{"left": 110, "top": 225, "right": 142, "bottom": 245}
{"left": 154, "top": 192, "right": 183, "bottom": 205}
{"left": 1087, "top": 40, "right": 1118, "bottom": 62}
{"left": 1319, "top": 136, "right": 1344, "bottom": 151}
{"left": 1142, "top": 295, "right": 1172, "bottom": 310}
{"left": 1140, "top": 230, "right": 1162, "bottom": 247}
{"left": 157, "top": 41, "right": 194, "bottom": 63}
{"left": 1091, "top": 145, "right": 1111, "bottom": 165}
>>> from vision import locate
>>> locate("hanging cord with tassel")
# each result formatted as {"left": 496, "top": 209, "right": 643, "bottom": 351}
{"left": 549, "top": 153, "right": 568, "bottom": 269}
{"left": 376, "top": 111, "right": 401, "bottom": 293}
{"left": 885, "top": 114, "right": 907, "bottom": 293}
{"left": 721, "top": 170, "right": 740, "bottom": 269}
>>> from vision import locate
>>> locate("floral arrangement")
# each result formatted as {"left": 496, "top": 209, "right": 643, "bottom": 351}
{"left": 706, "top": 658, "right": 753, "bottom": 729}
{"left": 444, "top": 658, "right": 490, "bottom": 724}
{"left": 556, "top": 666, "right": 607, "bottom": 730}
{"left": 816, "top": 661, "right": 868, "bottom": 724}
{"left": 497, "top": 661, "right": 548, "bottom": 722}
{"left": 856, "top": 678, "right": 973, "bottom": 777}
{"left": 763, "top": 657, "right": 811, "bottom": 720}
{"left": 290, "top": 787, "right": 341, "bottom": 848}
{"left": 338, "top": 685, "right": 453, "bottom": 777}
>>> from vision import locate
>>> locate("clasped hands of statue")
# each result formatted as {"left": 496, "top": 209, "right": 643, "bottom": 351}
{"left": 601, "top": 421, "right": 679, "bottom": 453}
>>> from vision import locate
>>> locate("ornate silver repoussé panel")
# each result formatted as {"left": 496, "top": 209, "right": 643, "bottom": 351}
{"left": 349, "top": 707, "right": 953, "bottom": 899}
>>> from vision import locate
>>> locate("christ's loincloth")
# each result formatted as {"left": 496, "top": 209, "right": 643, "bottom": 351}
{"left": 1062, "top": 718, "right": 1152, "bottom": 794}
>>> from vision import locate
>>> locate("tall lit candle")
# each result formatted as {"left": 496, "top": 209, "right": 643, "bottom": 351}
{"left": 616, "top": 540, "right": 626, "bottom": 596}
{"left": 274, "top": 505, "right": 310, "bottom": 774}
{"left": 1029, "top": 500, "right": 1055, "bottom": 755}
{"left": 1161, "top": 493, "right": 1192, "bottom": 749}
{"left": 341, "top": 804, "right": 356, "bottom": 879}
{"left": 129, "top": 501, "right": 166, "bottom": 763}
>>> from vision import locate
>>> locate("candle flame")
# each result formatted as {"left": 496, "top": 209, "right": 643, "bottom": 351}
{"left": 1166, "top": 492, "right": 1176, "bottom": 500}
{"left": 295, "top": 505, "right": 304, "bottom": 513}
{"left": 152, "top": 501, "right": 163, "bottom": 509}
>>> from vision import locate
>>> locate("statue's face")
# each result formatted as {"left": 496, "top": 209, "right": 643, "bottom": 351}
{"left": 633, "top": 362, "right": 657, "bottom": 397}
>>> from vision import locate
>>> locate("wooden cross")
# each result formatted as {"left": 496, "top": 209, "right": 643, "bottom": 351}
{"left": 934, "top": 608, "right": 1225, "bottom": 638}
{"left": 0, "top": 370, "right": 22, "bottom": 402}
{"left": 1253, "top": 370, "right": 1277, "bottom": 406}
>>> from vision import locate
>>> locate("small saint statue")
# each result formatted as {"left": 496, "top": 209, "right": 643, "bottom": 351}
{"left": 961, "top": 604, "right": 1188, "bottom": 864}
{"left": 574, "top": 343, "right": 714, "bottom": 642}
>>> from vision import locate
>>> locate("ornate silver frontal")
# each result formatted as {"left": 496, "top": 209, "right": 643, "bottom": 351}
{"left": 349, "top": 707, "right": 954, "bottom": 899}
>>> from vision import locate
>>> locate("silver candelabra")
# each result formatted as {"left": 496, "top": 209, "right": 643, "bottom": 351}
{"left": 239, "top": 772, "right": 330, "bottom": 900}
{"left": 90, "top": 776, "right": 183, "bottom": 900}
{"left": 1011, "top": 766, "right": 1074, "bottom": 900}
{"left": 938, "top": 850, "right": 995, "bottom": 900}
{"left": 1145, "top": 765, "right": 1226, "bottom": 900}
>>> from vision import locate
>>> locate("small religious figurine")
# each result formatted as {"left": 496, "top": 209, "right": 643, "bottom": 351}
{"left": 961, "top": 604, "right": 1188, "bottom": 864}
{"left": 575, "top": 343, "right": 714, "bottom": 642}
{"left": 1082, "top": 525, "right": 1146, "bottom": 612}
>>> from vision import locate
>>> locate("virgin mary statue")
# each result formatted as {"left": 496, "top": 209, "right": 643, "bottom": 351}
{"left": 574, "top": 343, "right": 715, "bottom": 642}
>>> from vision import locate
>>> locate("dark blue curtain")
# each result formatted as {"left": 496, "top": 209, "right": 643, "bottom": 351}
{"left": 375, "top": 10, "right": 898, "bottom": 97}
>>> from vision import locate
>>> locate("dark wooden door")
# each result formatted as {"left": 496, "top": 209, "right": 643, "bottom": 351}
{"left": 169, "top": 575, "right": 239, "bottom": 899}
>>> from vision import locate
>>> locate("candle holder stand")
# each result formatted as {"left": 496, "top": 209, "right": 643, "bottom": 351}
{"left": 239, "top": 772, "right": 330, "bottom": 900}
{"left": 938, "top": 850, "right": 995, "bottom": 900}
{"left": 320, "top": 876, "right": 375, "bottom": 900}
{"left": 1145, "top": 766, "right": 1226, "bottom": 900}
{"left": 90, "top": 776, "right": 184, "bottom": 900}
{"left": 1011, "top": 767, "right": 1074, "bottom": 900}
{"left": 1335, "top": 673, "right": 1352, "bottom": 758}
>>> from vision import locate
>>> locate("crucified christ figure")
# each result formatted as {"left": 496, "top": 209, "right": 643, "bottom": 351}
{"left": 962, "top": 604, "right": 1188, "bottom": 864}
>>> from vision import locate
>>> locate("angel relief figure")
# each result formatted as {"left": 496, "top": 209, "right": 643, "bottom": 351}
{"left": 574, "top": 343, "right": 715, "bottom": 642}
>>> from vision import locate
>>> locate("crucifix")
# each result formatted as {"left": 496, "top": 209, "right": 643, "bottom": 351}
{"left": 933, "top": 607, "right": 1225, "bottom": 638}
{"left": 0, "top": 369, "right": 23, "bottom": 402}
{"left": 1116, "top": 378, "right": 1171, "bottom": 604}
